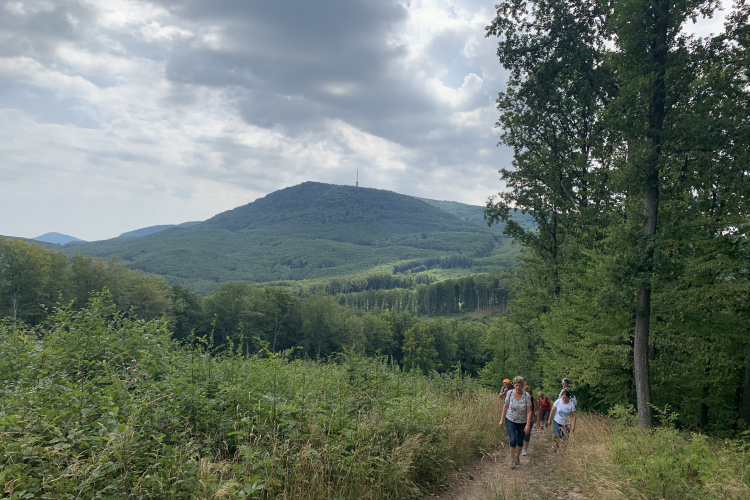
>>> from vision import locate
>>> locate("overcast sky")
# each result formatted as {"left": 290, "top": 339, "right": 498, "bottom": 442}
{"left": 0, "top": 0, "right": 728, "bottom": 241}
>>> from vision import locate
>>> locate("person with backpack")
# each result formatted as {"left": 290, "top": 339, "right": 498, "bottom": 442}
{"left": 548, "top": 387, "right": 577, "bottom": 452}
{"left": 521, "top": 385, "right": 539, "bottom": 456}
{"left": 537, "top": 391, "right": 551, "bottom": 429}
{"left": 559, "top": 378, "right": 577, "bottom": 407}
{"left": 499, "top": 379, "right": 512, "bottom": 398}
{"left": 499, "top": 376, "right": 533, "bottom": 469}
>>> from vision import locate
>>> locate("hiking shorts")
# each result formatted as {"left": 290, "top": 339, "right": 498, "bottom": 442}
{"left": 553, "top": 420, "right": 571, "bottom": 438}
{"left": 506, "top": 418, "right": 526, "bottom": 448}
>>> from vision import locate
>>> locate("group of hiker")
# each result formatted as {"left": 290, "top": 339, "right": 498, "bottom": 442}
{"left": 498, "top": 376, "right": 577, "bottom": 469}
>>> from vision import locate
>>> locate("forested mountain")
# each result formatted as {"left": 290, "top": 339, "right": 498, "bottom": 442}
{"left": 118, "top": 221, "right": 201, "bottom": 238}
{"left": 32, "top": 232, "right": 86, "bottom": 244}
{"left": 28, "top": 183, "right": 524, "bottom": 293}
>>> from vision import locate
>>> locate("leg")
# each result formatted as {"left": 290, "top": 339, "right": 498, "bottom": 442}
{"left": 522, "top": 425, "right": 531, "bottom": 455}
{"left": 505, "top": 418, "right": 519, "bottom": 468}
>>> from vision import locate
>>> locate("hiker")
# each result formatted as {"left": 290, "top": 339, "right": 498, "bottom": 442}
{"left": 521, "top": 385, "right": 539, "bottom": 456}
{"left": 499, "top": 376, "right": 533, "bottom": 469}
{"left": 559, "top": 378, "right": 577, "bottom": 407}
{"left": 537, "top": 391, "right": 551, "bottom": 429}
{"left": 499, "top": 379, "right": 512, "bottom": 398}
{"left": 548, "top": 387, "right": 576, "bottom": 452}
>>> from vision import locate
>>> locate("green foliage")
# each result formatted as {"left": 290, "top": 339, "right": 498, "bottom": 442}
{"left": 403, "top": 323, "right": 440, "bottom": 373}
{"left": 0, "top": 296, "right": 503, "bottom": 499}
{"left": 483, "top": 0, "right": 750, "bottom": 431}
{"left": 608, "top": 406, "right": 750, "bottom": 499}
{"left": 337, "top": 267, "right": 517, "bottom": 316}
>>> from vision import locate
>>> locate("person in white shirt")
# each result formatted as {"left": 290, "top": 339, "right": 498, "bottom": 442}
{"left": 559, "top": 378, "right": 577, "bottom": 407}
{"left": 547, "top": 388, "right": 576, "bottom": 452}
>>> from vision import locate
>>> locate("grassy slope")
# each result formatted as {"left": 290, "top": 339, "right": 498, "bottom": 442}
{"left": 28, "top": 183, "right": 525, "bottom": 294}
{"left": 0, "top": 301, "right": 505, "bottom": 499}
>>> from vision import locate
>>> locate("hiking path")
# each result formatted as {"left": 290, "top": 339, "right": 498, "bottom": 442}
{"left": 429, "top": 424, "right": 586, "bottom": 500}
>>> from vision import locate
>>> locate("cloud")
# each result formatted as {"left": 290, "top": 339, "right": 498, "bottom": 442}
{"left": 0, "top": 0, "right": 515, "bottom": 240}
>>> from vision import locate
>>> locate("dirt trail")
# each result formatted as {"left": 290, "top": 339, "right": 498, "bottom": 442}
{"left": 430, "top": 425, "right": 585, "bottom": 500}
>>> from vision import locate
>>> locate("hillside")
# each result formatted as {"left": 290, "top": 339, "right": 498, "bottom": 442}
{"left": 118, "top": 221, "right": 201, "bottom": 238}
{"left": 32, "top": 232, "right": 86, "bottom": 244}
{"left": 42, "top": 183, "right": 523, "bottom": 293}
{"left": 417, "top": 198, "right": 535, "bottom": 233}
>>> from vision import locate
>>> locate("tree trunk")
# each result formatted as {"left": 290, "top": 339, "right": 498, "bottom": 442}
{"left": 633, "top": 0, "right": 670, "bottom": 430}
{"left": 742, "top": 351, "right": 750, "bottom": 424}
{"left": 634, "top": 288, "right": 653, "bottom": 428}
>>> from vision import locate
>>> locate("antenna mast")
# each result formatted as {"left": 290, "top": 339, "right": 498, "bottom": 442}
{"left": 356, "top": 170, "right": 359, "bottom": 188}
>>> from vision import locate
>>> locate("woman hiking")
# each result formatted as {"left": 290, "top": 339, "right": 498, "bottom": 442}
{"left": 547, "top": 387, "right": 577, "bottom": 453}
{"left": 521, "top": 385, "right": 539, "bottom": 456}
{"left": 537, "top": 391, "right": 551, "bottom": 429}
{"left": 499, "top": 376, "right": 533, "bottom": 469}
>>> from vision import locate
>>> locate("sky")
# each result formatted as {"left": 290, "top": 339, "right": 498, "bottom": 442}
{"left": 0, "top": 0, "right": 729, "bottom": 241}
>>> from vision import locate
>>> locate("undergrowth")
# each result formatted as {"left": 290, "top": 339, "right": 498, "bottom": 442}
{"left": 0, "top": 294, "right": 504, "bottom": 499}
{"left": 563, "top": 410, "right": 750, "bottom": 500}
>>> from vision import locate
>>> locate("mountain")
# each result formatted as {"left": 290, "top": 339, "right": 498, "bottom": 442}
{"left": 32, "top": 232, "right": 86, "bottom": 245}
{"left": 417, "top": 198, "right": 535, "bottom": 233}
{"left": 48, "top": 183, "right": 523, "bottom": 293}
{"left": 118, "top": 221, "right": 201, "bottom": 238}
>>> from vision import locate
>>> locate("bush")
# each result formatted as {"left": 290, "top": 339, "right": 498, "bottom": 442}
{"left": 0, "top": 294, "right": 504, "bottom": 499}
{"left": 608, "top": 406, "right": 750, "bottom": 499}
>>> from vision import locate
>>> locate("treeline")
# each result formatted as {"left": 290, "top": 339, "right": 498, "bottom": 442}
{"left": 0, "top": 237, "right": 500, "bottom": 375}
{"left": 337, "top": 268, "right": 516, "bottom": 316}
{"left": 483, "top": 0, "right": 750, "bottom": 433}
{"left": 392, "top": 254, "right": 474, "bottom": 274}
{"left": 0, "top": 237, "right": 170, "bottom": 324}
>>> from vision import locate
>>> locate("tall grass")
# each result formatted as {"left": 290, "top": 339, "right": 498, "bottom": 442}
{"left": 0, "top": 294, "right": 504, "bottom": 499}
{"left": 563, "top": 411, "right": 750, "bottom": 500}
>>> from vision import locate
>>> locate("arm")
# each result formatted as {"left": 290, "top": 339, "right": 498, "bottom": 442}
{"left": 525, "top": 400, "right": 532, "bottom": 432}
{"left": 547, "top": 405, "right": 557, "bottom": 427}
{"left": 499, "top": 402, "right": 509, "bottom": 427}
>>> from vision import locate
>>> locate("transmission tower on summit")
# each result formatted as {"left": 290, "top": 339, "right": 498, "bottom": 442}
{"left": 356, "top": 170, "right": 359, "bottom": 188}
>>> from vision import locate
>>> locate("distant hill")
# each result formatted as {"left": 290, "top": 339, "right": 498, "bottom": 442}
{"left": 40, "top": 183, "right": 524, "bottom": 294}
{"left": 119, "top": 221, "right": 201, "bottom": 238}
{"left": 32, "top": 232, "right": 86, "bottom": 245}
{"left": 417, "top": 198, "right": 535, "bottom": 233}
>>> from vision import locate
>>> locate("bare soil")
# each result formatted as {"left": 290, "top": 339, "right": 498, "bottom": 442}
{"left": 429, "top": 425, "right": 586, "bottom": 500}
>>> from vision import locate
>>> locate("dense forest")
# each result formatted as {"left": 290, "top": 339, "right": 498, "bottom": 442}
{"left": 483, "top": 0, "right": 750, "bottom": 433}
{"left": 0, "top": 237, "right": 510, "bottom": 376}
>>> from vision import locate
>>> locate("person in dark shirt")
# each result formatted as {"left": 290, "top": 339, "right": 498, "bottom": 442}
{"left": 537, "top": 391, "right": 551, "bottom": 429}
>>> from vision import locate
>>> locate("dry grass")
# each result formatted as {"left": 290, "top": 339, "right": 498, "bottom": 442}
{"left": 562, "top": 414, "right": 645, "bottom": 500}
{"left": 445, "top": 391, "right": 506, "bottom": 468}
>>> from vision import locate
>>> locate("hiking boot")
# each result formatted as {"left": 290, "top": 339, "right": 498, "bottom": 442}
{"left": 510, "top": 461, "right": 516, "bottom": 470}
{"left": 522, "top": 448, "right": 528, "bottom": 456}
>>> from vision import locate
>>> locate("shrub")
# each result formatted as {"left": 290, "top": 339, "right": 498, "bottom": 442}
{"left": 0, "top": 294, "right": 504, "bottom": 499}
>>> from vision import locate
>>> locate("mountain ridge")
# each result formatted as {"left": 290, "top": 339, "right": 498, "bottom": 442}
{"left": 32, "top": 232, "right": 86, "bottom": 245}
{"left": 14, "top": 183, "right": 527, "bottom": 293}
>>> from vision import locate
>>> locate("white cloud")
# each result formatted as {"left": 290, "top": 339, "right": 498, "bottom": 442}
{"left": 0, "top": 0, "right": 515, "bottom": 240}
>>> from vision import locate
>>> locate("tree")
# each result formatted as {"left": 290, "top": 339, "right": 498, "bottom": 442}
{"left": 0, "top": 238, "right": 52, "bottom": 320}
{"left": 403, "top": 323, "right": 439, "bottom": 373}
